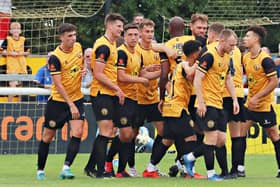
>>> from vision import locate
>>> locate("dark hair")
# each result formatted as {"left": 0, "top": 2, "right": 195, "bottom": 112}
{"left": 183, "top": 40, "right": 201, "bottom": 56}
{"left": 124, "top": 23, "right": 139, "bottom": 33}
{"left": 247, "top": 25, "right": 267, "bottom": 44}
{"left": 105, "top": 13, "right": 126, "bottom": 26}
{"left": 58, "top": 23, "right": 77, "bottom": 35}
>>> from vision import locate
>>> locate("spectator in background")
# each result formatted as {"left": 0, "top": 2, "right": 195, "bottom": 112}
{"left": 33, "top": 52, "right": 52, "bottom": 103}
{"left": 81, "top": 48, "right": 93, "bottom": 102}
{"left": 133, "top": 13, "right": 144, "bottom": 25}
{"left": 1, "top": 22, "right": 30, "bottom": 102}
{"left": 81, "top": 48, "right": 93, "bottom": 89}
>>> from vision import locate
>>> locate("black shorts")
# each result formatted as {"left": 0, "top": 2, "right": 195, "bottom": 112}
{"left": 196, "top": 106, "right": 227, "bottom": 132}
{"left": 223, "top": 97, "right": 246, "bottom": 122}
{"left": 44, "top": 98, "right": 85, "bottom": 129}
{"left": 188, "top": 95, "right": 197, "bottom": 122}
{"left": 115, "top": 98, "right": 138, "bottom": 128}
{"left": 135, "top": 103, "right": 163, "bottom": 127}
{"left": 91, "top": 94, "right": 118, "bottom": 122}
{"left": 163, "top": 110, "right": 195, "bottom": 140}
{"left": 244, "top": 106, "right": 276, "bottom": 128}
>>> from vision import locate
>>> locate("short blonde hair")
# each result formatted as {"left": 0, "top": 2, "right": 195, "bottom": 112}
{"left": 10, "top": 22, "right": 21, "bottom": 29}
{"left": 190, "top": 13, "right": 208, "bottom": 24}
{"left": 139, "top": 19, "right": 155, "bottom": 30}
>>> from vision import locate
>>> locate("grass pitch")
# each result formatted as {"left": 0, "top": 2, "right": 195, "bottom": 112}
{"left": 0, "top": 153, "right": 279, "bottom": 187}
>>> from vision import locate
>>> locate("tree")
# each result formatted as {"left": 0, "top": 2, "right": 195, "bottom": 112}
{"left": 68, "top": 0, "right": 279, "bottom": 53}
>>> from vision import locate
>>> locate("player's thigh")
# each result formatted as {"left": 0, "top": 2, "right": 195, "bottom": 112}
{"left": 163, "top": 110, "right": 194, "bottom": 140}
{"left": 44, "top": 98, "right": 69, "bottom": 129}
{"left": 115, "top": 98, "right": 138, "bottom": 128}
{"left": 92, "top": 94, "right": 117, "bottom": 121}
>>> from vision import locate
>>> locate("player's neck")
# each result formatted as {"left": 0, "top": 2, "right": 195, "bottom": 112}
{"left": 186, "top": 57, "right": 195, "bottom": 66}
{"left": 170, "top": 32, "right": 183, "bottom": 38}
{"left": 215, "top": 45, "right": 225, "bottom": 57}
{"left": 104, "top": 32, "right": 116, "bottom": 44}
{"left": 60, "top": 44, "right": 73, "bottom": 53}
{"left": 140, "top": 40, "right": 151, "bottom": 50}
{"left": 249, "top": 45, "right": 261, "bottom": 58}
{"left": 125, "top": 43, "right": 135, "bottom": 53}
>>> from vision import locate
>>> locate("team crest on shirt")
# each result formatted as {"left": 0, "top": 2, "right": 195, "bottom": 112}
{"left": 207, "top": 120, "right": 215, "bottom": 128}
{"left": 120, "top": 117, "right": 128, "bottom": 125}
{"left": 70, "top": 65, "right": 80, "bottom": 77}
{"left": 189, "top": 120, "right": 194, "bottom": 127}
{"left": 247, "top": 74, "right": 256, "bottom": 88}
{"left": 101, "top": 108, "right": 108, "bottom": 116}
{"left": 49, "top": 120, "right": 56, "bottom": 128}
{"left": 253, "top": 64, "right": 260, "bottom": 71}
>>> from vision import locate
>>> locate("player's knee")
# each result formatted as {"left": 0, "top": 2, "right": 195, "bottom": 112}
{"left": 266, "top": 127, "right": 280, "bottom": 142}
{"left": 42, "top": 134, "right": 54, "bottom": 143}
{"left": 184, "top": 135, "right": 197, "bottom": 142}
{"left": 162, "top": 139, "right": 173, "bottom": 146}
{"left": 216, "top": 135, "right": 226, "bottom": 147}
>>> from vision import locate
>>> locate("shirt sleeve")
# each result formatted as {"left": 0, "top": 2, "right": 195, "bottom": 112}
{"left": 159, "top": 52, "right": 168, "bottom": 63}
{"left": 198, "top": 46, "right": 208, "bottom": 61}
{"left": 117, "top": 50, "right": 128, "bottom": 69}
{"left": 48, "top": 55, "right": 61, "bottom": 75}
{"left": 197, "top": 53, "right": 214, "bottom": 73}
{"left": 95, "top": 45, "right": 110, "bottom": 63}
{"left": 262, "top": 57, "right": 277, "bottom": 77}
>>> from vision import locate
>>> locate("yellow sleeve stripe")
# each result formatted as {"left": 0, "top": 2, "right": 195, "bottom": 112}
{"left": 117, "top": 67, "right": 126, "bottom": 70}
{"left": 50, "top": 72, "right": 61, "bottom": 75}
{"left": 267, "top": 71, "right": 277, "bottom": 77}
{"left": 197, "top": 66, "right": 207, "bottom": 74}
{"left": 160, "top": 59, "right": 168, "bottom": 63}
{"left": 95, "top": 59, "right": 105, "bottom": 63}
